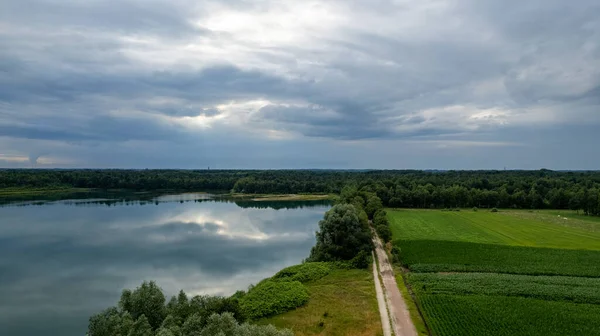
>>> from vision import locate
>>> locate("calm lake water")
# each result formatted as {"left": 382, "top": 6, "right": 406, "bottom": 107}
{"left": 0, "top": 193, "right": 331, "bottom": 336}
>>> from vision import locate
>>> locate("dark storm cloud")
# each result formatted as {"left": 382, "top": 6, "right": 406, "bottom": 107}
{"left": 0, "top": 0, "right": 599, "bottom": 168}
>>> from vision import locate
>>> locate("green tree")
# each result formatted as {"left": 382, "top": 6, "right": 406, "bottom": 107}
{"left": 127, "top": 315, "right": 153, "bottom": 336}
{"left": 200, "top": 313, "right": 238, "bottom": 336}
{"left": 365, "top": 196, "right": 383, "bottom": 219}
{"left": 88, "top": 307, "right": 122, "bottom": 336}
{"left": 120, "top": 281, "right": 167, "bottom": 330}
{"left": 161, "top": 315, "right": 182, "bottom": 336}
{"left": 156, "top": 328, "right": 175, "bottom": 336}
{"left": 307, "top": 204, "right": 372, "bottom": 262}
{"left": 182, "top": 313, "right": 203, "bottom": 336}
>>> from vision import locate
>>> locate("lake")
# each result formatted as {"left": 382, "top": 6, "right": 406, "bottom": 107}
{"left": 0, "top": 193, "right": 331, "bottom": 336}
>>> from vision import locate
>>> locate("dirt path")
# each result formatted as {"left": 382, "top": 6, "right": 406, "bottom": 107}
{"left": 372, "top": 231, "right": 418, "bottom": 336}
{"left": 372, "top": 251, "right": 392, "bottom": 336}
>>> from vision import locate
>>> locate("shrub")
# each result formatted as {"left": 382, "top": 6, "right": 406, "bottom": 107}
{"left": 376, "top": 224, "right": 392, "bottom": 243}
{"left": 349, "top": 250, "right": 371, "bottom": 269}
{"left": 272, "top": 262, "right": 331, "bottom": 283}
{"left": 391, "top": 246, "right": 401, "bottom": 263}
{"left": 239, "top": 280, "right": 309, "bottom": 319}
{"left": 491, "top": 208, "right": 499, "bottom": 212}
{"left": 472, "top": 207, "right": 478, "bottom": 212}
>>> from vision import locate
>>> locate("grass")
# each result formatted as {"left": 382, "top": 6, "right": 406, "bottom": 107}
{"left": 389, "top": 209, "right": 600, "bottom": 336}
{"left": 419, "top": 294, "right": 600, "bottom": 336}
{"left": 388, "top": 209, "right": 600, "bottom": 250}
{"left": 258, "top": 268, "right": 383, "bottom": 336}
{"left": 398, "top": 240, "right": 600, "bottom": 277}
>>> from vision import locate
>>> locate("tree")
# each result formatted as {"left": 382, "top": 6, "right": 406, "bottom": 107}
{"left": 161, "top": 315, "right": 182, "bottom": 336}
{"left": 88, "top": 307, "right": 122, "bottom": 336}
{"left": 200, "top": 313, "right": 238, "bottom": 336}
{"left": 127, "top": 315, "right": 153, "bottom": 336}
{"left": 156, "top": 328, "right": 175, "bottom": 336}
{"left": 182, "top": 313, "right": 203, "bottom": 336}
{"left": 120, "top": 281, "right": 167, "bottom": 330}
{"left": 365, "top": 196, "right": 383, "bottom": 219}
{"left": 376, "top": 224, "right": 392, "bottom": 243}
{"left": 307, "top": 204, "right": 372, "bottom": 262}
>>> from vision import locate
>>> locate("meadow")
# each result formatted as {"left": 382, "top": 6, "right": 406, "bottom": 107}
{"left": 389, "top": 209, "right": 600, "bottom": 336}
{"left": 258, "top": 268, "right": 382, "bottom": 336}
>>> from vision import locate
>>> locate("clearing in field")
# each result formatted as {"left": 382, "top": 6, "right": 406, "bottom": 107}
{"left": 389, "top": 209, "right": 600, "bottom": 336}
{"left": 258, "top": 268, "right": 383, "bottom": 336}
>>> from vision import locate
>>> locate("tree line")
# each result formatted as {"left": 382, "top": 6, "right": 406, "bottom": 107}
{"left": 2, "top": 169, "right": 600, "bottom": 215}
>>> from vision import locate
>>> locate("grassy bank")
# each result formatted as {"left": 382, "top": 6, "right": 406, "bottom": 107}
{"left": 389, "top": 209, "right": 600, "bottom": 336}
{"left": 258, "top": 268, "right": 382, "bottom": 336}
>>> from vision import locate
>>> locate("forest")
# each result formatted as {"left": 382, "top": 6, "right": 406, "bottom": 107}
{"left": 2, "top": 169, "right": 600, "bottom": 215}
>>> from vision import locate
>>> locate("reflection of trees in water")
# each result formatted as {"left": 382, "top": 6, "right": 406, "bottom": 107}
{"left": 0, "top": 193, "right": 332, "bottom": 209}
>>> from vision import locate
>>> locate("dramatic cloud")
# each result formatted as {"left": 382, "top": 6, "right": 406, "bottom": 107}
{"left": 1, "top": 0, "right": 599, "bottom": 169}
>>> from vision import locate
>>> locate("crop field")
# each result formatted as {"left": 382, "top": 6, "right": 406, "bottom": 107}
{"left": 389, "top": 209, "right": 600, "bottom": 336}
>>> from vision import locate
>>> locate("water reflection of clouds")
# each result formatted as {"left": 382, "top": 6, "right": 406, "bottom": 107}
{"left": 0, "top": 199, "right": 329, "bottom": 336}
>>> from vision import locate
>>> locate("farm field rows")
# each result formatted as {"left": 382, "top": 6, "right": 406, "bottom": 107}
{"left": 389, "top": 209, "right": 600, "bottom": 336}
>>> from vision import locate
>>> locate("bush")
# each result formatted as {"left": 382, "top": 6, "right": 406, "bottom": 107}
{"left": 272, "top": 262, "right": 331, "bottom": 283}
{"left": 376, "top": 224, "right": 392, "bottom": 243}
{"left": 349, "top": 250, "right": 371, "bottom": 269}
{"left": 473, "top": 207, "right": 478, "bottom": 212}
{"left": 391, "top": 246, "right": 401, "bottom": 263}
{"left": 491, "top": 208, "right": 499, "bottom": 212}
{"left": 239, "top": 280, "right": 309, "bottom": 319}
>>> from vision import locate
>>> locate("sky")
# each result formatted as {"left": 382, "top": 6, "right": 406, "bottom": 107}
{"left": 1, "top": 0, "right": 599, "bottom": 169}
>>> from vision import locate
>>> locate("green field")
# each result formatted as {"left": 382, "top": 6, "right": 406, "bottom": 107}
{"left": 258, "top": 268, "right": 382, "bottom": 336}
{"left": 389, "top": 209, "right": 600, "bottom": 336}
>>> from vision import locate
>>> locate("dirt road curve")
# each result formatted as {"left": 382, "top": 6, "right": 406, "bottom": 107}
{"left": 373, "top": 232, "right": 418, "bottom": 336}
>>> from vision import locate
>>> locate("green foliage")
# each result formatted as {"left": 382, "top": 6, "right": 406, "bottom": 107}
{"left": 181, "top": 313, "right": 203, "bottom": 336}
{"left": 491, "top": 207, "right": 499, "bottom": 212}
{"left": 376, "top": 224, "right": 392, "bottom": 243}
{"left": 161, "top": 315, "right": 182, "bottom": 336}
{"left": 348, "top": 249, "right": 371, "bottom": 269}
{"left": 4, "top": 169, "right": 600, "bottom": 215}
{"left": 156, "top": 327, "right": 176, "bottom": 336}
{"left": 239, "top": 280, "right": 309, "bottom": 320}
{"left": 272, "top": 262, "right": 331, "bottom": 283}
{"left": 88, "top": 307, "right": 131, "bottom": 336}
{"left": 200, "top": 313, "right": 238, "bottom": 336}
{"left": 127, "top": 315, "right": 153, "bottom": 336}
{"left": 89, "top": 282, "right": 290, "bottom": 336}
{"left": 307, "top": 204, "right": 372, "bottom": 262}
{"left": 365, "top": 196, "right": 383, "bottom": 219}
{"left": 120, "top": 281, "right": 167, "bottom": 330}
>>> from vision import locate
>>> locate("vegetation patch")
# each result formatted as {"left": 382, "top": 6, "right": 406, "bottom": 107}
{"left": 409, "top": 272, "right": 600, "bottom": 304}
{"left": 258, "top": 269, "right": 382, "bottom": 336}
{"left": 272, "top": 262, "right": 331, "bottom": 283}
{"left": 240, "top": 280, "right": 310, "bottom": 320}
{"left": 388, "top": 209, "right": 600, "bottom": 250}
{"left": 419, "top": 294, "right": 600, "bottom": 336}
{"left": 398, "top": 240, "right": 600, "bottom": 277}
